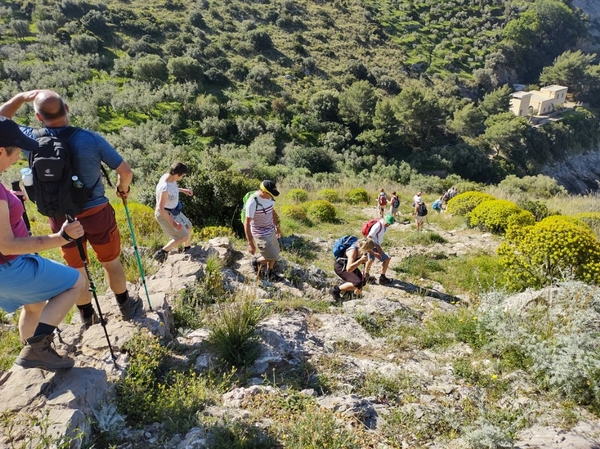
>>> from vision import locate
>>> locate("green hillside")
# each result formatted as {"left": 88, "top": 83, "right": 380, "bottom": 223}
{"left": 1, "top": 0, "right": 600, "bottom": 228}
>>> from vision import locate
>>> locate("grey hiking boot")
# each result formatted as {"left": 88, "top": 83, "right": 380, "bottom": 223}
{"left": 14, "top": 334, "right": 74, "bottom": 371}
{"left": 80, "top": 309, "right": 99, "bottom": 329}
{"left": 329, "top": 286, "right": 342, "bottom": 302}
{"left": 119, "top": 296, "right": 143, "bottom": 321}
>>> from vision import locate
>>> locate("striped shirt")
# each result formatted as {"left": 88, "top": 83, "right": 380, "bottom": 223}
{"left": 246, "top": 193, "right": 276, "bottom": 237}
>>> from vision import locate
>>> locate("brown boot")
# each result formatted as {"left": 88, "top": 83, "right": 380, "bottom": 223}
{"left": 14, "top": 334, "right": 74, "bottom": 371}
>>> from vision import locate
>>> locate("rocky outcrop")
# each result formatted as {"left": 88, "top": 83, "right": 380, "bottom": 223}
{"left": 542, "top": 149, "right": 600, "bottom": 194}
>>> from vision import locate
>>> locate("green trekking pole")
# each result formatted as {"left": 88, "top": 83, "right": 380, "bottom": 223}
{"left": 122, "top": 199, "right": 153, "bottom": 311}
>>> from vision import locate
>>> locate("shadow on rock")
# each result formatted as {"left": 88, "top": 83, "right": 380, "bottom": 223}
{"left": 391, "top": 280, "right": 462, "bottom": 304}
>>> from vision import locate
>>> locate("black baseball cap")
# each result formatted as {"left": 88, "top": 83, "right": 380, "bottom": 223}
{"left": 260, "top": 180, "right": 280, "bottom": 197}
{"left": 0, "top": 116, "right": 38, "bottom": 152}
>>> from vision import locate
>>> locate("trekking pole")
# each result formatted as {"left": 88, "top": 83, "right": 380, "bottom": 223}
{"left": 11, "top": 181, "right": 31, "bottom": 235}
{"left": 122, "top": 199, "right": 152, "bottom": 311}
{"left": 66, "top": 213, "right": 117, "bottom": 361}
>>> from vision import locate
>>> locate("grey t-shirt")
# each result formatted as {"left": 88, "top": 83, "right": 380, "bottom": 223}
{"left": 21, "top": 126, "right": 124, "bottom": 209}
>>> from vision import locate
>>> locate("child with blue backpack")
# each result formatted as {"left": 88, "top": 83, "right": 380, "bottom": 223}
{"left": 330, "top": 237, "right": 375, "bottom": 301}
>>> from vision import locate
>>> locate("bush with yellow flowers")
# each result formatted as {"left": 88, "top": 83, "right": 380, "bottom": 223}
{"left": 317, "top": 188, "right": 340, "bottom": 203}
{"left": 573, "top": 212, "right": 600, "bottom": 237}
{"left": 347, "top": 188, "right": 369, "bottom": 204}
{"left": 505, "top": 209, "right": 535, "bottom": 241}
{"left": 469, "top": 199, "right": 522, "bottom": 234}
{"left": 281, "top": 204, "right": 308, "bottom": 222}
{"left": 497, "top": 215, "right": 600, "bottom": 290}
{"left": 113, "top": 201, "right": 157, "bottom": 240}
{"left": 304, "top": 200, "right": 336, "bottom": 222}
{"left": 286, "top": 188, "right": 308, "bottom": 203}
{"left": 446, "top": 191, "right": 495, "bottom": 217}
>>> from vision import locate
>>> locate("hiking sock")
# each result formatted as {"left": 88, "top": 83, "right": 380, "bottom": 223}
{"left": 33, "top": 322, "right": 57, "bottom": 338}
{"left": 77, "top": 302, "right": 95, "bottom": 319}
{"left": 115, "top": 291, "right": 129, "bottom": 305}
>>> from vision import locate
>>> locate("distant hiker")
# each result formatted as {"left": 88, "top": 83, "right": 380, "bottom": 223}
{"left": 330, "top": 237, "right": 375, "bottom": 301}
{"left": 390, "top": 191, "right": 400, "bottom": 219}
{"left": 153, "top": 161, "right": 194, "bottom": 263}
{"left": 412, "top": 191, "right": 422, "bottom": 207}
{"left": 0, "top": 117, "right": 86, "bottom": 371}
{"left": 0, "top": 90, "right": 143, "bottom": 326}
{"left": 377, "top": 189, "right": 388, "bottom": 217}
{"left": 432, "top": 196, "right": 443, "bottom": 213}
{"left": 244, "top": 180, "right": 282, "bottom": 282}
{"left": 415, "top": 199, "right": 428, "bottom": 231}
{"left": 364, "top": 214, "right": 395, "bottom": 285}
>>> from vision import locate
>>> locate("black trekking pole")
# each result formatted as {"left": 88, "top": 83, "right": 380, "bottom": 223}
{"left": 11, "top": 181, "right": 31, "bottom": 235}
{"left": 66, "top": 213, "right": 117, "bottom": 362}
{"left": 122, "top": 199, "right": 152, "bottom": 311}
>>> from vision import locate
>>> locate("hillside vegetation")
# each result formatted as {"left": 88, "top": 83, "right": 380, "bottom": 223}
{"left": 1, "top": 0, "right": 600, "bottom": 229}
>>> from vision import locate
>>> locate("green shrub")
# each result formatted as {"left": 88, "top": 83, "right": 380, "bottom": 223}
{"left": 281, "top": 204, "right": 308, "bottom": 222}
{"left": 305, "top": 200, "right": 337, "bottom": 223}
{"left": 208, "top": 298, "right": 269, "bottom": 367}
{"left": 317, "top": 188, "right": 340, "bottom": 203}
{"left": 446, "top": 191, "right": 495, "bottom": 217}
{"left": 286, "top": 188, "right": 309, "bottom": 203}
{"left": 347, "top": 188, "right": 369, "bottom": 204}
{"left": 197, "top": 226, "right": 234, "bottom": 240}
{"left": 498, "top": 174, "right": 567, "bottom": 198}
{"left": 469, "top": 199, "right": 522, "bottom": 234}
{"left": 498, "top": 215, "right": 600, "bottom": 290}
{"left": 573, "top": 212, "right": 600, "bottom": 237}
{"left": 518, "top": 199, "right": 553, "bottom": 221}
{"left": 113, "top": 201, "right": 157, "bottom": 240}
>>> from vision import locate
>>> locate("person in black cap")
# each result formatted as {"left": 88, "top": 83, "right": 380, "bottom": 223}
{"left": 243, "top": 180, "right": 282, "bottom": 281}
{"left": 0, "top": 116, "right": 86, "bottom": 371}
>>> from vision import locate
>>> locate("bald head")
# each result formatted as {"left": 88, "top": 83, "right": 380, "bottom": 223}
{"left": 33, "top": 90, "right": 67, "bottom": 122}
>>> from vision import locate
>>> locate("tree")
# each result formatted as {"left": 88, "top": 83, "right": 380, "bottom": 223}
{"left": 540, "top": 50, "right": 598, "bottom": 103}
{"left": 308, "top": 90, "right": 340, "bottom": 122}
{"left": 393, "top": 84, "right": 444, "bottom": 150}
{"left": 10, "top": 20, "right": 29, "bottom": 40}
{"left": 448, "top": 103, "right": 485, "bottom": 140}
{"left": 133, "top": 55, "right": 169, "bottom": 84}
{"left": 71, "top": 34, "right": 99, "bottom": 54}
{"left": 167, "top": 56, "right": 202, "bottom": 83}
{"left": 479, "top": 85, "right": 511, "bottom": 118}
{"left": 480, "top": 113, "right": 529, "bottom": 162}
{"left": 338, "top": 81, "right": 377, "bottom": 129}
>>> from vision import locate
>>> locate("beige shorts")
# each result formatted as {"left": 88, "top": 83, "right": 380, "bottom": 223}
{"left": 416, "top": 215, "right": 426, "bottom": 224}
{"left": 254, "top": 232, "right": 280, "bottom": 261}
{"left": 155, "top": 210, "right": 192, "bottom": 240}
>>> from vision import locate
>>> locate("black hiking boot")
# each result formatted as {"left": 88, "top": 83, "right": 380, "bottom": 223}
{"left": 119, "top": 296, "right": 144, "bottom": 321}
{"left": 251, "top": 257, "right": 259, "bottom": 273}
{"left": 14, "top": 334, "right": 74, "bottom": 371}
{"left": 266, "top": 269, "right": 283, "bottom": 283}
{"left": 366, "top": 274, "right": 377, "bottom": 284}
{"left": 329, "top": 286, "right": 342, "bottom": 302}
{"left": 80, "top": 309, "right": 100, "bottom": 329}
{"left": 379, "top": 274, "right": 393, "bottom": 285}
{"left": 153, "top": 249, "right": 168, "bottom": 263}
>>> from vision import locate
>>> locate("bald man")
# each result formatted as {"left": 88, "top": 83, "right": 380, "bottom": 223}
{"left": 0, "top": 90, "right": 143, "bottom": 326}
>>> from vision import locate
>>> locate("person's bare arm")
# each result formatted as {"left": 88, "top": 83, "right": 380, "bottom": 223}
{"left": 0, "top": 90, "right": 41, "bottom": 118}
{"left": 346, "top": 248, "right": 367, "bottom": 272}
{"left": 244, "top": 217, "right": 255, "bottom": 255}
{"left": 0, "top": 200, "right": 83, "bottom": 254}
{"left": 115, "top": 161, "right": 134, "bottom": 200}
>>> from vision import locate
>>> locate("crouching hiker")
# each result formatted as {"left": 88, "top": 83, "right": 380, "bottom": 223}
{"left": 153, "top": 161, "right": 194, "bottom": 263}
{"left": 330, "top": 237, "right": 375, "bottom": 301}
{"left": 244, "top": 180, "right": 282, "bottom": 282}
{"left": 0, "top": 117, "right": 86, "bottom": 371}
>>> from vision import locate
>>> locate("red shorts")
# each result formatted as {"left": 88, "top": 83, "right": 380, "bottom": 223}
{"left": 49, "top": 203, "right": 121, "bottom": 268}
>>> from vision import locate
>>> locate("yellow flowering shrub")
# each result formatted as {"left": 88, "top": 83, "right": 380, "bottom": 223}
{"left": 505, "top": 210, "right": 535, "bottom": 241}
{"left": 573, "top": 212, "right": 600, "bottom": 237}
{"left": 304, "top": 200, "right": 337, "bottom": 222}
{"left": 446, "top": 191, "right": 495, "bottom": 217}
{"left": 281, "top": 204, "right": 308, "bottom": 222}
{"left": 286, "top": 188, "right": 308, "bottom": 203}
{"left": 347, "top": 188, "right": 369, "bottom": 204}
{"left": 469, "top": 199, "right": 522, "bottom": 234}
{"left": 317, "top": 188, "right": 340, "bottom": 203}
{"left": 497, "top": 215, "right": 600, "bottom": 290}
{"left": 113, "top": 201, "right": 157, "bottom": 239}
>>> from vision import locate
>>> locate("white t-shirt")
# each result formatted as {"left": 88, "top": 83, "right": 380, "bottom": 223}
{"left": 246, "top": 193, "right": 276, "bottom": 237}
{"left": 155, "top": 173, "right": 179, "bottom": 210}
{"left": 413, "top": 194, "right": 422, "bottom": 205}
{"left": 367, "top": 219, "right": 387, "bottom": 245}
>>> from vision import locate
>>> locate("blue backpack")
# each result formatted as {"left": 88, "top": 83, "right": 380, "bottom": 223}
{"left": 332, "top": 235, "right": 358, "bottom": 258}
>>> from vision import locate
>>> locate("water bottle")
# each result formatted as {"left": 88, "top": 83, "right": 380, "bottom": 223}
{"left": 72, "top": 175, "right": 84, "bottom": 189}
{"left": 21, "top": 168, "right": 33, "bottom": 187}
